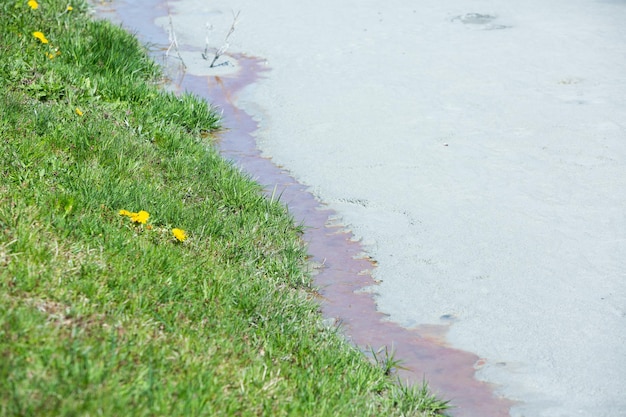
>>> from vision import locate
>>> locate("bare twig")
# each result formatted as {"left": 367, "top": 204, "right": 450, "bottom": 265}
{"left": 205, "top": 10, "right": 241, "bottom": 68}
{"left": 165, "top": 14, "right": 186, "bottom": 70}
{"left": 201, "top": 22, "right": 214, "bottom": 61}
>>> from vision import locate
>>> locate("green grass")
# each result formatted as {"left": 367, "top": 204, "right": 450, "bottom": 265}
{"left": 0, "top": 1, "right": 449, "bottom": 416}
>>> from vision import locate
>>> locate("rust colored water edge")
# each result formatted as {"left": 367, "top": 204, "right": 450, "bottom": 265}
{"left": 94, "top": 1, "right": 515, "bottom": 415}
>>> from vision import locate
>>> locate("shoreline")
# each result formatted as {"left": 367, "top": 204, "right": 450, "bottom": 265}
{"left": 96, "top": 0, "right": 626, "bottom": 416}
{"left": 96, "top": 1, "right": 516, "bottom": 415}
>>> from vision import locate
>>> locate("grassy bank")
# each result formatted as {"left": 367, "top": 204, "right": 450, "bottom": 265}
{"left": 0, "top": 1, "right": 448, "bottom": 415}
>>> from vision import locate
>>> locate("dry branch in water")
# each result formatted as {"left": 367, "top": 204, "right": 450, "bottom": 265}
{"left": 202, "top": 10, "right": 241, "bottom": 68}
{"left": 166, "top": 14, "right": 186, "bottom": 70}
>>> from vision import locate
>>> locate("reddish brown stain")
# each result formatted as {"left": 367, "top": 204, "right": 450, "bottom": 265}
{"left": 96, "top": 2, "right": 516, "bottom": 416}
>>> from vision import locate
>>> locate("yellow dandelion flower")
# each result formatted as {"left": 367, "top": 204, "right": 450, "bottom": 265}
{"left": 46, "top": 52, "right": 55, "bottom": 59}
{"left": 119, "top": 209, "right": 133, "bottom": 217}
{"left": 33, "top": 31, "right": 48, "bottom": 44}
{"left": 75, "top": 108, "right": 83, "bottom": 116}
{"left": 172, "top": 228, "right": 187, "bottom": 242}
{"left": 130, "top": 210, "right": 150, "bottom": 224}
{"left": 67, "top": 6, "right": 73, "bottom": 11}
{"left": 28, "top": 0, "right": 39, "bottom": 10}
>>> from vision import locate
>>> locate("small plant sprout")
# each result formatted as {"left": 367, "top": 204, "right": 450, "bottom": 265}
{"left": 370, "top": 344, "right": 407, "bottom": 376}
{"left": 204, "top": 10, "right": 241, "bottom": 68}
